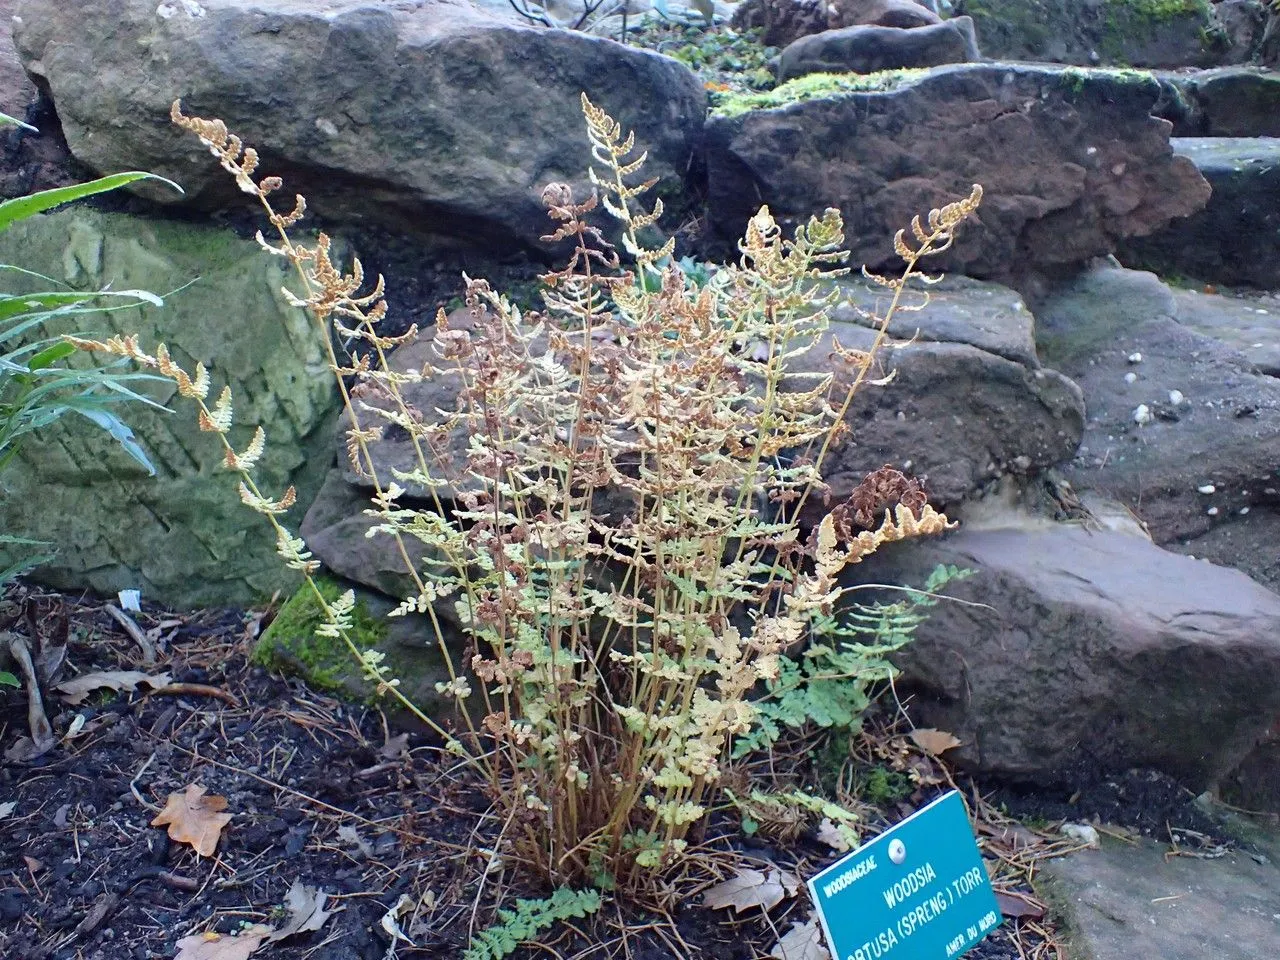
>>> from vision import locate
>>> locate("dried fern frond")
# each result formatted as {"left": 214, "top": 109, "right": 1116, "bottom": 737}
{"left": 151, "top": 94, "right": 984, "bottom": 899}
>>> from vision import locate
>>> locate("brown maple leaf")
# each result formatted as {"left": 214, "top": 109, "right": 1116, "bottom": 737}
{"left": 151, "top": 784, "right": 232, "bottom": 857}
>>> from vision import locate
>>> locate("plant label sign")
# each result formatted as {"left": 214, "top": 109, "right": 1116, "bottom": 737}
{"left": 808, "top": 790, "right": 1001, "bottom": 960}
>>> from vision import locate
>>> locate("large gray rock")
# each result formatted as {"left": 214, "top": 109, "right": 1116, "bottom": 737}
{"left": 851, "top": 522, "right": 1280, "bottom": 790}
{"left": 1159, "top": 67, "right": 1280, "bottom": 137}
{"left": 831, "top": 272, "right": 1041, "bottom": 366}
{"left": 300, "top": 470, "right": 435, "bottom": 605}
{"left": 738, "top": 0, "right": 942, "bottom": 47}
{"left": 777, "top": 17, "right": 980, "bottom": 81}
{"left": 1223, "top": 726, "right": 1280, "bottom": 813}
{"left": 705, "top": 64, "right": 1211, "bottom": 282}
{"left": 953, "top": 0, "right": 1234, "bottom": 68}
{"left": 1171, "top": 286, "right": 1280, "bottom": 377}
{"left": 1118, "top": 138, "right": 1280, "bottom": 289}
{"left": 799, "top": 275, "right": 1084, "bottom": 511}
{"left": 1037, "top": 266, "right": 1280, "bottom": 592}
{"left": 1214, "top": 0, "right": 1271, "bottom": 63}
{"left": 1043, "top": 836, "right": 1280, "bottom": 960}
{"left": 0, "top": 0, "right": 35, "bottom": 115}
{"left": 828, "top": 0, "right": 941, "bottom": 28}
{"left": 0, "top": 209, "right": 339, "bottom": 608}
{"left": 12, "top": 0, "right": 706, "bottom": 250}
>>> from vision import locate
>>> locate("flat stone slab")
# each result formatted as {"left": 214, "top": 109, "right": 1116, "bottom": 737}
{"left": 1119, "top": 137, "right": 1280, "bottom": 289}
{"left": 1044, "top": 836, "right": 1280, "bottom": 960}
{"left": 1171, "top": 286, "right": 1280, "bottom": 377}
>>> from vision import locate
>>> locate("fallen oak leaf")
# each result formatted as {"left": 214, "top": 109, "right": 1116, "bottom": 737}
{"left": 909, "top": 728, "right": 962, "bottom": 757}
{"left": 995, "top": 890, "right": 1046, "bottom": 920}
{"left": 816, "top": 817, "right": 851, "bottom": 853}
{"left": 54, "top": 670, "right": 171, "bottom": 705}
{"left": 771, "top": 916, "right": 832, "bottom": 960}
{"left": 267, "top": 879, "right": 339, "bottom": 942}
{"left": 151, "top": 784, "right": 232, "bottom": 857}
{"left": 174, "top": 924, "right": 272, "bottom": 960}
{"left": 703, "top": 867, "right": 800, "bottom": 913}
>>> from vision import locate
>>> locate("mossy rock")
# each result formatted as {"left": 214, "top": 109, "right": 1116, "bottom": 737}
{"left": 0, "top": 209, "right": 340, "bottom": 608}
{"left": 956, "top": 0, "right": 1223, "bottom": 68}
{"left": 254, "top": 576, "right": 456, "bottom": 722}
{"left": 711, "top": 68, "right": 932, "bottom": 117}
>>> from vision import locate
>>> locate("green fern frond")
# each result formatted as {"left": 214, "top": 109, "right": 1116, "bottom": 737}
{"left": 463, "top": 887, "right": 603, "bottom": 960}
{"left": 732, "top": 565, "right": 973, "bottom": 758}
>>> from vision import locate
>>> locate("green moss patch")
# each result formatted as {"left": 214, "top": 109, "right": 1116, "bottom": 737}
{"left": 1058, "top": 65, "right": 1159, "bottom": 95}
{"left": 711, "top": 68, "right": 931, "bottom": 118}
{"left": 1100, "top": 0, "right": 1216, "bottom": 62}
{"left": 253, "top": 576, "right": 387, "bottom": 696}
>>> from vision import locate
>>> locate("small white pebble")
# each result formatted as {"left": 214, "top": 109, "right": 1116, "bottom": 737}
{"left": 1198, "top": 484, "right": 1216, "bottom": 494}
{"left": 1257, "top": 308, "right": 1269, "bottom": 315}
{"left": 1133, "top": 404, "right": 1152, "bottom": 425}
{"left": 1124, "top": 372, "right": 1138, "bottom": 384}
{"left": 1061, "top": 823, "right": 1101, "bottom": 847}
{"left": 1240, "top": 506, "right": 1251, "bottom": 515}
{"left": 1127, "top": 352, "right": 1143, "bottom": 363}
{"left": 1168, "top": 389, "right": 1184, "bottom": 405}
{"left": 1207, "top": 507, "right": 1219, "bottom": 516}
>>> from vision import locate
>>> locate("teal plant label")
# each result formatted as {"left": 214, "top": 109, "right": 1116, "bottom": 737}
{"left": 808, "top": 790, "right": 1001, "bottom": 960}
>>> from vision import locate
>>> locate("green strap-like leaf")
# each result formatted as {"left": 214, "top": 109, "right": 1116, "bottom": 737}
{"left": 0, "top": 288, "right": 166, "bottom": 323}
{"left": 70, "top": 407, "right": 155, "bottom": 475}
{"left": 24, "top": 341, "right": 76, "bottom": 371}
{"left": 0, "top": 110, "right": 37, "bottom": 133}
{"left": 0, "top": 172, "right": 183, "bottom": 232}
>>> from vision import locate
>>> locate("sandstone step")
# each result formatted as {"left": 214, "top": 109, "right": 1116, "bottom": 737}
{"left": 1035, "top": 265, "right": 1280, "bottom": 593}
{"left": 1118, "top": 137, "right": 1280, "bottom": 290}
{"left": 1041, "top": 824, "right": 1280, "bottom": 960}
{"left": 1158, "top": 68, "right": 1280, "bottom": 138}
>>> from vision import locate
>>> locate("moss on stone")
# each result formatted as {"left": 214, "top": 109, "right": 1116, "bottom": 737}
{"left": 958, "top": 0, "right": 1055, "bottom": 58}
{"left": 710, "top": 68, "right": 931, "bottom": 118}
{"left": 253, "top": 576, "right": 387, "bottom": 695}
{"left": 1100, "top": 0, "right": 1215, "bottom": 62}
{"left": 1057, "top": 65, "right": 1159, "bottom": 96}
{"left": 963, "top": 0, "right": 1217, "bottom": 66}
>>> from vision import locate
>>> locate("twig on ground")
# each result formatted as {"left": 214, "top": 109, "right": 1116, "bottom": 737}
{"left": 145, "top": 682, "right": 239, "bottom": 706}
{"left": 105, "top": 603, "right": 157, "bottom": 663}
{"left": 130, "top": 753, "right": 161, "bottom": 812}
{"left": 166, "top": 742, "right": 430, "bottom": 842}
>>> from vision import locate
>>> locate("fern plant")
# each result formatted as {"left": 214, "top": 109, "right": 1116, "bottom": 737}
{"left": 463, "top": 886, "right": 602, "bottom": 960}
{"left": 74, "top": 96, "right": 981, "bottom": 900}
{"left": 734, "top": 562, "right": 973, "bottom": 757}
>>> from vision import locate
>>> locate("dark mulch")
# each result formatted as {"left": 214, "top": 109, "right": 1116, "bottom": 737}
{"left": 0, "top": 583, "right": 1071, "bottom": 960}
{"left": 989, "top": 761, "right": 1228, "bottom": 846}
